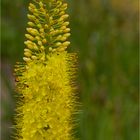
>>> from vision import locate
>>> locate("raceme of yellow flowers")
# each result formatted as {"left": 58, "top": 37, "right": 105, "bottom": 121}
{"left": 14, "top": 0, "right": 78, "bottom": 139}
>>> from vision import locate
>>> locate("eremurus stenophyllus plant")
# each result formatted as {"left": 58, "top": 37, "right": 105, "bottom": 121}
{"left": 14, "top": 0, "right": 78, "bottom": 139}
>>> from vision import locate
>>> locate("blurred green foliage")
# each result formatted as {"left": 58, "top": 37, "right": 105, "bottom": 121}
{"left": 1, "top": 0, "right": 139, "bottom": 140}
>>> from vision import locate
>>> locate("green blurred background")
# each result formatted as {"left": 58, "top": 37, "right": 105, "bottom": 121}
{"left": 1, "top": 0, "right": 139, "bottom": 140}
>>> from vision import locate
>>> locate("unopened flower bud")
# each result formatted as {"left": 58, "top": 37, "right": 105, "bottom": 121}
{"left": 38, "top": 41, "right": 42, "bottom": 46}
{"left": 28, "top": 22, "right": 35, "bottom": 27}
{"left": 64, "top": 28, "right": 70, "bottom": 33}
{"left": 26, "top": 28, "right": 39, "bottom": 36}
{"left": 49, "top": 47, "right": 53, "bottom": 51}
{"left": 64, "top": 33, "right": 71, "bottom": 38}
{"left": 63, "top": 41, "right": 70, "bottom": 47}
{"left": 56, "top": 42, "right": 62, "bottom": 47}
{"left": 63, "top": 22, "right": 69, "bottom": 26}
{"left": 25, "top": 34, "right": 34, "bottom": 41}
{"left": 23, "top": 57, "right": 31, "bottom": 62}
{"left": 42, "top": 39, "right": 47, "bottom": 44}
{"left": 24, "top": 51, "right": 32, "bottom": 57}
{"left": 27, "top": 14, "right": 36, "bottom": 20}
{"left": 31, "top": 56, "right": 38, "bottom": 60}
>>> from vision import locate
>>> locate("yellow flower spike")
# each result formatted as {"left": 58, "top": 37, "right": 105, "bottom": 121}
{"left": 14, "top": 0, "right": 79, "bottom": 140}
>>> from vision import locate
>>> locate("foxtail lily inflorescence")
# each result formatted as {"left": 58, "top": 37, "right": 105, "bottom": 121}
{"left": 14, "top": 0, "right": 78, "bottom": 139}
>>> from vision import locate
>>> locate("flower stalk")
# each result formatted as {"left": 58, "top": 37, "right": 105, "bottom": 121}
{"left": 14, "top": 0, "right": 78, "bottom": 139}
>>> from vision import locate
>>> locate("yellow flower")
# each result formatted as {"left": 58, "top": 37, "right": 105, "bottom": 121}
{"left": 14, "top": 0, "right": 78, "bottom": 140}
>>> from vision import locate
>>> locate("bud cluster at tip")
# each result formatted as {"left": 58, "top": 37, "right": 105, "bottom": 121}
{"left": 24, "top": 0, "right": 71, "bottom": 63}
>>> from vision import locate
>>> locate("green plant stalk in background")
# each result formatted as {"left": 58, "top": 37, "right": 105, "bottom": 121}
{"left": 14, "top": 0, "right": 78, "bottom": 139}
